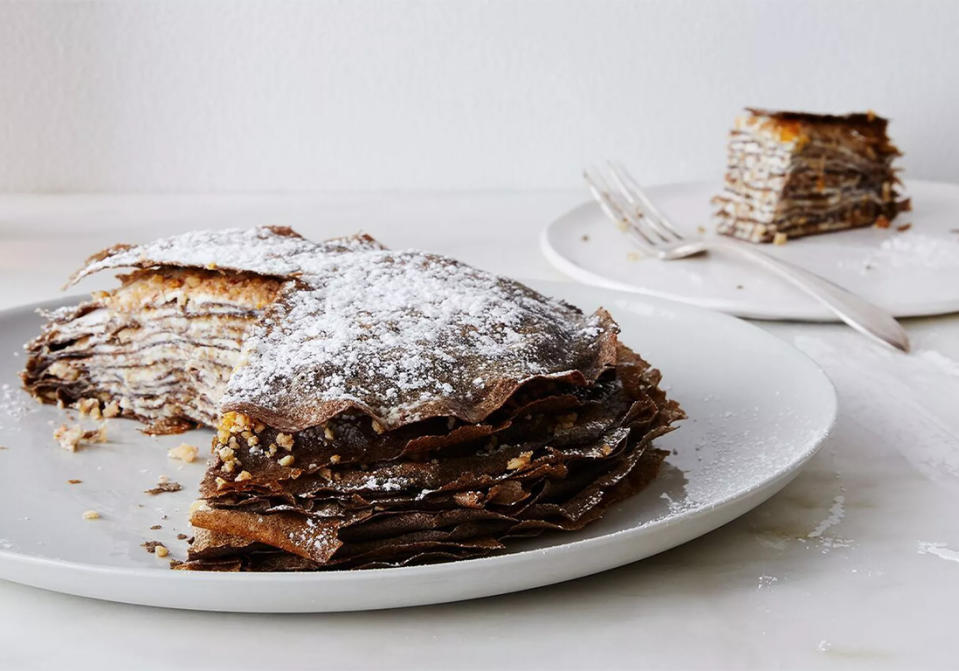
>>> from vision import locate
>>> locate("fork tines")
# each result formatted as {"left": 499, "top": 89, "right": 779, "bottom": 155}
{"left": 584, "top": 164, "right": 685, "bottom": 253}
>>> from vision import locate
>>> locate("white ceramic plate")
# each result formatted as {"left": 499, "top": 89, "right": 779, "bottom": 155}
{"left": 0, "top": 282, "right": 836, "bottom": 613}
{"left": 542, "top": 179, "right": 959, "bottom": 321}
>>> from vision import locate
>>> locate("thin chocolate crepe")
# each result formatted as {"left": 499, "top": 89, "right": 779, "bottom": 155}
{"left": 182, "top": 249, "right": 683, "bottom": 570}
{"left": 21, "top": 226, "right": 684, "bottom": 570}
{"left": 713, "top": 108, "right": 909, "bottom": 242}
{"left": 22, "top": 227, "right": 380, "bottom": 431}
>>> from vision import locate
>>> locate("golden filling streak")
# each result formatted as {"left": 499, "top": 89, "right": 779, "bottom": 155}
{"left": 98, "top": 268, "right": 283, "bottom": 313}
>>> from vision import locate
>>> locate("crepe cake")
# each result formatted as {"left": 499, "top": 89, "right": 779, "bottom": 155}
{"left": 181, "top": 249, "right": 684, "bottom": 570}
{"left": 713, "top": 108, "right": 909, "bottom": 243}
{"left": 21, "top": 226, "right": 383, "bottom": 433}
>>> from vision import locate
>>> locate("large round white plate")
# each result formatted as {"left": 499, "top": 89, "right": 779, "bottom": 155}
{"left": 0, "top": 283, "right": 836, "bottom": 613}
{"left": 542, "top": 179, "right": 959, "bottom": 321}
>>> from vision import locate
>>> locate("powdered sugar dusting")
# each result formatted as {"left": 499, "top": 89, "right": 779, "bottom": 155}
{"left": 67, "top": 227, "right": 383, "bottom": 286}
{"left": 862, "top": 232, "right": 959, "bottom": 271}
{"left": 223, "top": 249, "right": 616, "bottom": 429}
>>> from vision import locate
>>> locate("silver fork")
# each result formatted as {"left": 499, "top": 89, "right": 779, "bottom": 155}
{"left": 584, "top": 162, "right": 910, "bottom": 352}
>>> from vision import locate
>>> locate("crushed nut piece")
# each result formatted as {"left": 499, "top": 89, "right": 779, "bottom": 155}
{"left": 330, "top": 454, "right": 341, "bottom": 464}
{"left": 67, "top": 479, "right": 82, "bottom": 484}
{"left": 874, "top": 215, "right": 891, "bottom": 229}
{"left": 221, "top": 460, "right": 236, "bottom": 473}
{"left": 506, "top": 451, "right": 533, "bottom": 471}
{"left": 150, "top": 524, "right": 162, "bottom": 530}
{"left": 168, "top": 443, "right": 199, "bottom": 463}
{"left": 54, "top": 424, "right": 107, "bottom": 452}
{"left": 773, "top": 232, "right": 788, "bottom": 245}
{"left": 323, "top": 426, "right": 335, "bottom": 441}
{"left": 453, "top": 491, "right": 484, "bottom": 508}
{"left": 215, "top": 477, "right": 228, "bottom": 489}
{"left": 143, "top": 541, "right": 168, "bottom": 556}
{"left": 234, "top": 470, "right": 252, "bottom": 482}
{"left": 145, "top": 479, "right": 183, "bottom": 495}
{"left": 217, "top": 446, "right": 235, "bottom": 461}
{"left": 54, "top": 424, "right": 84, "bottom": 451}
{"left": 253, "top": 422, "right": 266, "bottom": 433}
{"left": 897, "top": 223, "right": 912, "bottom": 232}
{"left": 82, "top": 510, "right": 100, "bottom": 520}
{"left": 102, "top": 400, "right": 121, "bottom": 418}
{"left": 278, "top": 454, "right": 295, "bottom": 467}
{"left": 276, "top": 432, "right": 294, "bottom": 449}
{"left": 370, "top": 420, "right": 385, "bottom": 434}
{"left": 77, "top": 397, "right": 101, "bottom": 419}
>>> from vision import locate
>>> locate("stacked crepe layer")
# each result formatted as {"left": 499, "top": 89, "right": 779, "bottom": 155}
{"left": 23, "top": 268, "right": 281, "bottom": 430}
{"left": 22, "top": 227, "right": 383, "bottom": 432}
{"left": 713, "top": 109, "right": 908, "bottom": 242}
{"left": 183, "top": 249, "right": 683, "bottom": 570}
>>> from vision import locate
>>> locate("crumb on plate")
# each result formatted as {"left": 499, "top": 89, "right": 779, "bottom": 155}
{"left": 168, "top": 442, "right": 199, "bottom": 463}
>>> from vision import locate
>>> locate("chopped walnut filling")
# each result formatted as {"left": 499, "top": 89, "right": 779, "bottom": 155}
{"left": 506, "top": 451, "right": 533, "bottom": 471}
{"left": 77, "top": 397, "right": 102, "bottom": 419}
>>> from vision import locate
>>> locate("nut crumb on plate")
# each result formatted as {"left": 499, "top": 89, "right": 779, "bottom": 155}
{"left": 145, "top": 478, "right": 183, "bottom": 495}
{"left": 168, "top": 443, "right": 199, "bottom": 462}
{"left": 53, "top": 423, "right": 107, "bottom": 452}
{"left": 82, "top": 510, "right": 100, "bottom": 520}
{"left": 142, "top": 541, "right": 168, "bottom": 557}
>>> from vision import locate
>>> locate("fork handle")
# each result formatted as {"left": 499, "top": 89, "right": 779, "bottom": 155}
{"left": 709, "top": 237, "right": 910, "bottom": 352}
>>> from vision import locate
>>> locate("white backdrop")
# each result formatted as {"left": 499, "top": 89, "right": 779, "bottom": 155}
{"left": 0, "top": 0, "right": 955, "bottom": 192}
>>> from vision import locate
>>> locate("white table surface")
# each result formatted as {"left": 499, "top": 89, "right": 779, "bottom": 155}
{"left": 0, "top": 192, "right": 956, "bottom": 670}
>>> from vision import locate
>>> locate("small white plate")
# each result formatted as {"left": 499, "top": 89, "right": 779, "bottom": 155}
{"left": 0, "top": 283, "right": 836, "bottom": 612}
{"left": 542, "top": 179, "right": 959, "bottom": 321}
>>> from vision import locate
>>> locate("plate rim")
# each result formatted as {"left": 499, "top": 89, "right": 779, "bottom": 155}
{"left": 541, "top": 178, "right": 959, "bottom": 322}
{"left": 0, "top": 286, "right": 837, "bottom": 611}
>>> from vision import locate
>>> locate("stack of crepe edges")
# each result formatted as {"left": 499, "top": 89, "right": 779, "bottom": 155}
{"left": 713, "top": 108, "right": 909, "bottom": 243}
{"left": 21, "top": 226, "right": 683, "bottom": 571}
{"left": 184, "top": 245, "right": 683, "bottom": 570}
{"left": 21, "top": 227, "right": 383, "bottom": 433}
